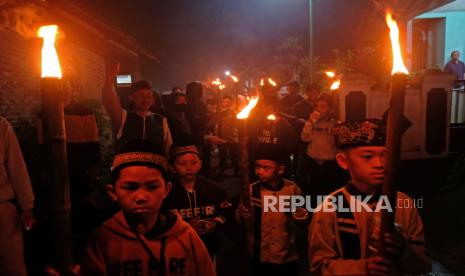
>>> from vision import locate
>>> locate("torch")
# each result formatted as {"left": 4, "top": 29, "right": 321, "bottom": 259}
{"left": 327, "top": 72, "right": 341, "bottom": 120}
{"left": 268, "top": 78, "right": 277, "bottom": 87}
{"left": 236, "top": 96, "right": 259, "bottom": 207}
{"left": 211, "top": 78, "right": 226, "bottom": 138}
{"left": 38, "top": 25, "right": 73, "bottom": 270}
{"left": 266, "top": 114, "right": 277, "bottom": 142}
{"left": 211, "top": 78, "right": 224, "bottom": 114}
{"left": 379, "top": 12, "right": 410, "bottom": 257}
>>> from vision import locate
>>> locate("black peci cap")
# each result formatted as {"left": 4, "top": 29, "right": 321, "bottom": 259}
{"left": 110, "top": 140, "right": 169, "bottom": 183}
{"left": 336, "top": 119, "right": 387, "bottom": 150}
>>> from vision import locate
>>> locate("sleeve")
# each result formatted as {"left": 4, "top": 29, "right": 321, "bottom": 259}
{"left": 189, "top": 230, "right": 216, "bottom": 276}
{"left": 398, "top": 205, "right": 432, "bottom": 274}
{"left": 293, "top": 182, "right": 303, "bottom": 196}
{"left": 163, "top": 117, "right": 173, "bottom": 158}
{"left": 3, "top": 120, "right": 34, "bottom": 210}
{"left": 81, "top": 234, "right": 107, "bottom": 275}
{"left": 101, "top": 81, "right": 123, "bottom": 130}
{"left": 300, "top": 121, "right": 313, "bottom": 142}
{"left": 280, "top": 119, "right": 299, "bottom": 153}
{"left": 443, "top": 62, "right": 450, "bottom": 73}
{"left": 206, "top": 180, "right": 228, "bottom": 224}
{"left": 309, "top": 209, "right": 367, "bottom": 275}
{"left": 115, "top": 109, "right": 127, "bottom": 140}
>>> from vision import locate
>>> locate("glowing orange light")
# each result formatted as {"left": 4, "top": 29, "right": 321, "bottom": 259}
{"left": 219, "top": 84, "right": 226, "bottom": 90}
{"left": 260, "top": 78, "right": 264, "bottom": 86}
{"left": 330, "top": 79, "right": 341, "bottom": 90}
{"left": 386, "top": 12, "right": 409, "bottom": 75}
{"left": 268, "top": 78, "right": 277, "bottom": 87}
{"left": 211, "top": 78, "right": 222, "bottom": 86}
{"left": 267, "top": 114, "right": 276, "bottom": 121}
{"left": 237, "top": 97, "right": 259, "bottom": 119}
{"left": 325, "top": 71, "right": 336, "bottom": 78}
{"left": 230, "top": 75, "right": 239, "bottom": 82}
{"left": 38, "top": 25, "right": 62, "bottom": 79}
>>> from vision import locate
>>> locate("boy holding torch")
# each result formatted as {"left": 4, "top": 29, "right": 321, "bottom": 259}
{"left": 308, "top": 119, "right": 431, "bottom": 275}
{"left": 236, "top": 142, "right": 305, "bottom": 276}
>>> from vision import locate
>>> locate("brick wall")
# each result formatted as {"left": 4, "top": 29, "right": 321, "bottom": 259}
{"left": 63, "top": 44, "right": 106, "bottom": 102}
{"left": 0, "top": 29, "right": 114, "bottom": 173}
{"left": 0, "top": 30, "right": 41, "bottom": 125}
{"left": 0, "top": 29, "right": 108, "bottom": 124}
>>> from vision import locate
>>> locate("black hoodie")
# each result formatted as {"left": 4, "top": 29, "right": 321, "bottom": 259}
{"left": 162, "top": 175, "right": 228, "bottom": 256}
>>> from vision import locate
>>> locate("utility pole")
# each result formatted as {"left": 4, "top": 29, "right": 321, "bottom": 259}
{"left": 309, "top": 0, "right": 314, "bottom": 83}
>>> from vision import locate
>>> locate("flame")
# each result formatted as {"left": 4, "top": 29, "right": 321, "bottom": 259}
{"left": 237, "top": 97, "right": 259, "bottom": 119}
{"left": 325, "top": 71, "right": 336, "bottom": 78}
{"left": 219, "top": 84, "right": 226, "bottom": 90}
{"left": 230, "top": 75, "right": 239, "bottom": 82}
{"left": 38, "top": 25, "right": 62, "bottom": 79}
{"left": 211, "top": 78, "right": 222, "bottom": 86}
{"left": 386, "top": 13, "right": 409, "bottom": 75}
{"left": 267, "top": 114, "right": 276, "bottom": 121}
{"left": 268, "top": 78, "right": 277, "bottom": 87}
{"left": 330, "top": 79, "right": 341, "bottom": 90}
{"left": 260, "top": 78, "right": 264, "bottom": 86}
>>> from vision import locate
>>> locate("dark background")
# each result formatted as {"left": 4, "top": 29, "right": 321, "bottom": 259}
{"left": 80, "top": 0, "right": 383, "bottom": 90}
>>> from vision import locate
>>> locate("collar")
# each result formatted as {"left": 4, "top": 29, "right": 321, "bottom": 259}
{"left": 131, "top": 110, "right": 154, "bottom": 118}
{"left": 144, "top": 212, "right": 177, "bottom": 239}
{"left": 174, "top": 175, "right": 201, "bottom": 193}
{"left": 261, "top": 178, "right": 284, "bottom": 191}
{"left": 346, "top": 182, "right": 382, "bottom": 204}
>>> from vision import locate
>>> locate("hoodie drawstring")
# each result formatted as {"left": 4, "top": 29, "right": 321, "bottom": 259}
{"left": 186, "top": 190, "right": 198, "bottom": 219}
{"left": 133, "top": 231, "right": 167, "bottom": 276}
{"left": 159, "top": 237, "right": 167, "bottom": 276}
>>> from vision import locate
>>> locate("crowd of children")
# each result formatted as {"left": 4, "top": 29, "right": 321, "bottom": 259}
{"left": 0, "top": 72, "right": 434, "bottom": 276}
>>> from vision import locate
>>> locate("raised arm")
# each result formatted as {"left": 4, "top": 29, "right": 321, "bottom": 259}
{"left": 301, "top": 111, "right": 319, "bottom": 142}
{"left": 101, "top": 63, "right": 123, "bottom": 130}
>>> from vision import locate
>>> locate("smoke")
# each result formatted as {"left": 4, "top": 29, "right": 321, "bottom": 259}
{"left": 0, "top": 0, "right": 44, "bottom": 38}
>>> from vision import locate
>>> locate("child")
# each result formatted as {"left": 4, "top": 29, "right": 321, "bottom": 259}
{"left": 163, "top": 145, "right": 230, "bottom": 257}
{"left": 309, "top": 119, "right": 431, "bottom": 275}
{"left": 237, "top": 143, "right": 303, "bottom": 276}
{"left": 82, "top": 141, "right": 215, "bottom": 276}
{"left": 217, "top": 95, "right": 240, "bottom": 176}
{"left": 102, "top": 63, "right": 173, "bottom": 156}
{"left": 299, "top": 93, "right": 347, "bottom": 196}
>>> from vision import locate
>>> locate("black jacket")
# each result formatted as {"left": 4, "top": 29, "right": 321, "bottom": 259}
{"left": 162, "top": 175, "right": 228, "bottom": 255}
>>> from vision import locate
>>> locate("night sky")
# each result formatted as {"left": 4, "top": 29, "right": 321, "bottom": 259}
{"left": 82, "top": 0, "right": 383, "bottom": 90}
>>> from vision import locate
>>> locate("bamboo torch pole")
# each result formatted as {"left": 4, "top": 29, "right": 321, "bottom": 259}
{"left": 237, "top": 96, "right": 259, "bottom": 207}
{"left": 38, "top": 25, "right": 73, "bottom": 271}
{"left": 379, "top": 13, "right": 409, "bottom": 257}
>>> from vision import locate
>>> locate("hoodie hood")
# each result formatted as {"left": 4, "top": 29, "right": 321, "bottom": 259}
{"left": 102, "top": 211, "right": 190, "bottom": 240}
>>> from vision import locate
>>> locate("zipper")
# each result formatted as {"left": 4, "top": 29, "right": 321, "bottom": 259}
{"left": 142, "top": 117, "right": 146, "bottom": 139}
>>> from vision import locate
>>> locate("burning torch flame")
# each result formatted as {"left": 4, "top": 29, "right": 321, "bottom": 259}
{"left": 268, "top": 78, "right": 277, "bottom": 87}
{"left": 325, "top": 71, "right": 336, "bottom": 78}
{"left": 330, "top": 79, "right": 341, "bottom": 90}
{"left": 230, "top": 75, "right": 239, "bottom": 82}
{"left": 38, "top": 25, "right": 62, "bottom": 79}
{"left": 386, "top": 13, "right": 409, "bottom": 75}
{"left": 267, "top": 114, "right": 276, "bottom": 121}
{"left": 260, "top": 78, "right": 264, "bottom": 86}
{"left": 237, "top": 97, "right": 259, "bottom": 119}
{"left": 211, "top": 78, "right": 222, "bottom": 86}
